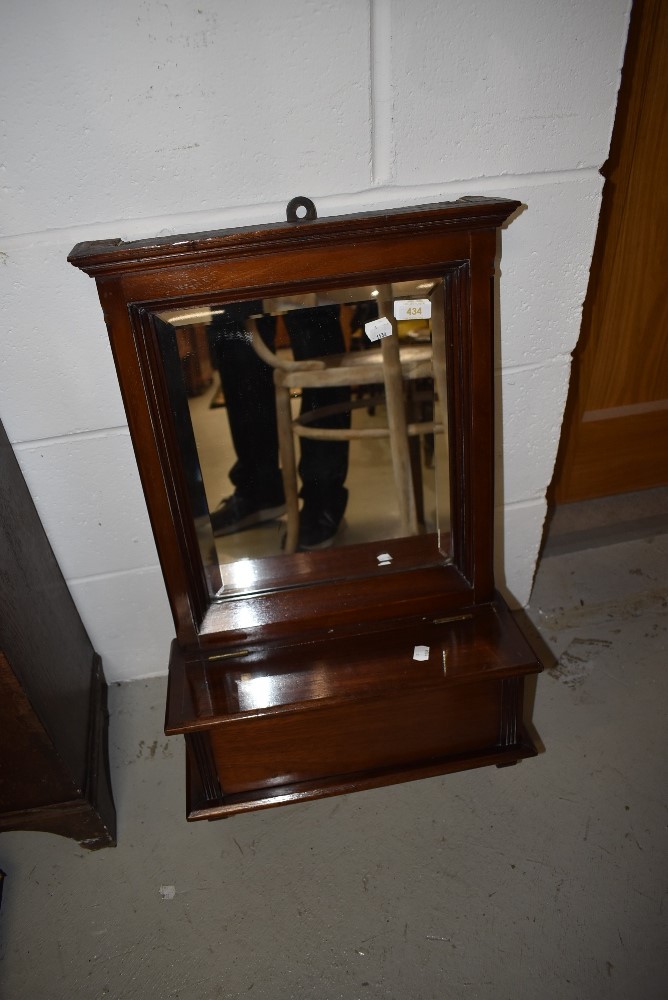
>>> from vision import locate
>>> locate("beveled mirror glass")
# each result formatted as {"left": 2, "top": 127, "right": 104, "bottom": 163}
{"left": 151, "top": 276, "right": 451, "bottom": 602}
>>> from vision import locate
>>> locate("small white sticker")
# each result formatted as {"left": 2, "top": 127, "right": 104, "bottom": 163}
{"left": 394, "top": 299, "right": 432, "bottom": 321}
{"left": 365, "top": 317, "right": 393, "bottom": 342}
{"left": 413, "top": 645, "right": 430, "bottom": 661}
{"left": 159, "top": 885, "right": 176, "bottom": 900}
{"left": 377, "top": 552, "right": 393, "bottom": 566}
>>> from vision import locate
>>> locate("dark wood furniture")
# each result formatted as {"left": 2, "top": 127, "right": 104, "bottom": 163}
{"left": 0, "top": 419, "right": 116, "bottom": 848}
{"left": 69, "top": 197, "right": 542, "bottom": 821}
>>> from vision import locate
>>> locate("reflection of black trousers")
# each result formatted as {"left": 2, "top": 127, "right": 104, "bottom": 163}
{"left": 210, "top": 305, "right": 350, "bottom": 508}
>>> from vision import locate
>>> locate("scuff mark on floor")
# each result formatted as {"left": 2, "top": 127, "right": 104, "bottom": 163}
{"left": 548, "top": 637, "right": 612, "bottom": 689}
{"left": 539, "top": 588, "right": 668, "bottom": 631}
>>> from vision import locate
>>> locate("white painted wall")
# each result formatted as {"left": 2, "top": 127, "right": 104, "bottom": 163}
{"left": 1, "top": 0, "right": 631, "bottom": 682}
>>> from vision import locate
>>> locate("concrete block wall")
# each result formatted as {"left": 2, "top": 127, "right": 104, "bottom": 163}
{"left": 1, "top": 0, "right": 631, "bottom": 682}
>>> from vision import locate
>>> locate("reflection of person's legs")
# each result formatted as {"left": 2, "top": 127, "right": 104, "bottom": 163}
{"left": 284, "top": 306, "right": 351, "bottom": 548}
{"left": 208, "top": 311, "right": 285, "bottom": 535}
{"left": 209, "top": 303, "right": 351, "bottom": 548}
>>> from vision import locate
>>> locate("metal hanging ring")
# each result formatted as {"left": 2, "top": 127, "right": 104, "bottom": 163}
{"left": 286, "top": 196, "right": 318, "bottom": 223}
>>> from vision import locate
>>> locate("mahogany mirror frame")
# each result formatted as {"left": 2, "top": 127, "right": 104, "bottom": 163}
{"left": 69, "top": 197, "right": 542, "bottom": 820}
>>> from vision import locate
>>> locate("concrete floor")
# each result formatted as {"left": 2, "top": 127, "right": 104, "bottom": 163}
{"left": 1, "top": 499, "right": 667, "bottom": 999}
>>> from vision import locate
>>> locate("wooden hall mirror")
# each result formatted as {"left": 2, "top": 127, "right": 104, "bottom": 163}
{"left": 69, "top": 197, "right": 542, "bottom": 820}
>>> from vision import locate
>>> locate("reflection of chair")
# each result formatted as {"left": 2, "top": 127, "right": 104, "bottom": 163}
{"left": 249, "top": 288, "right": 448, "bottom": 553}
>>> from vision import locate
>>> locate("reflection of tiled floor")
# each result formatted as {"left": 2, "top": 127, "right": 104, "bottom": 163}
{"left": 189, "top": 375, "right": 449, "bottom": 563}
{"left": 2, "top": 504, "right": 667, "bottom": 999}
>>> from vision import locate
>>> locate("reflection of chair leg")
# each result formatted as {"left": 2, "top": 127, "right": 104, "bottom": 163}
{"left": 406, "top": 381, "right": 429, "bottom": 526}
{"left": 408, "top": 433, "right": 425, "bottom": 526}
{"left": 379, "top": 292, "right": 418, "bottom": 537}
{"left": 430, "top": 283, "right": 450, "bottom": 442}
{"left": 274, "top": 381, "right": 300, "bottom": 553}
{"left": 383, "top": 371, "right": 417, "bottom": 536}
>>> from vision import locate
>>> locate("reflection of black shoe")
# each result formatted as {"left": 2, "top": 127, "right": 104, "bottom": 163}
{"left": 210, "top": 493, "right": 286, "bottom": 537}
{"left": 297, "top": 490, "right": 347, "bottom": 550}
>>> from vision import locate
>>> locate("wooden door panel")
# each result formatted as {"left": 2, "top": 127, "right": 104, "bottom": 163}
{"left": 553, "top": 0, "right": 668, "bottom": 502}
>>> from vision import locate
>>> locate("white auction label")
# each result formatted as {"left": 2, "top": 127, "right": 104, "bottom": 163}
{"left": 365, "top": 316, "right": 393, "bottom": 342}
{"left": 394, "top": 298, "right": 432, "bottom": 321}
{"left": 413, "top": 645, "right": 430, "bottom": 661}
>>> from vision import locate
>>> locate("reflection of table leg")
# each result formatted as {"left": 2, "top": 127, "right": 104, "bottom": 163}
{"left": 430, "top": 283, "right": 450, "bottom": 448}
{"left": 379, "top": 290, "right": 418, "bottom": 538}
{"left": 406, "top": 382, "right": 426, "bottom": 527}
{"left": 275, "top": 380, "right": 300, "bottom": 554}
{"left": 408, "top": 434, "right": 424, "bottom": 527}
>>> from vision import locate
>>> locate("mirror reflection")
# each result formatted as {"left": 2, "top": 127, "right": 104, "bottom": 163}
{"left": 154, "top": 277, "right": 451, "bottom": 599}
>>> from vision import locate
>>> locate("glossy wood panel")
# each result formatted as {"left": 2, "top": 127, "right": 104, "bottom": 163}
{"left": 211, "top": 680, "right": 503, "bottom": 794}
{"left": 184, "top": 690, "right": 536, "bottom": 821}
{"left": 167, "top": 597, "right": 540, "bottom": 817}
{"left": 166, "top": 598, "right": 538, "bottom": 732}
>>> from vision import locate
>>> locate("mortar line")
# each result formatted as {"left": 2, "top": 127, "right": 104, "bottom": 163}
{"left": 370, "top": 0, "right": 394, "bottom": 186}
